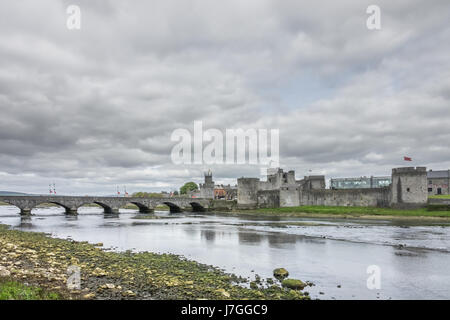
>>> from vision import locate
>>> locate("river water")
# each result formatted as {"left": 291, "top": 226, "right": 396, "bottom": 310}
{"left": 1, "top": 205, "right": 449, "bottom": 300}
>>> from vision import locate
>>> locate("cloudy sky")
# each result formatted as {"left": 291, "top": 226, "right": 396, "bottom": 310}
{"left": 1, "top": 0, "right": 450, "bottom": 195}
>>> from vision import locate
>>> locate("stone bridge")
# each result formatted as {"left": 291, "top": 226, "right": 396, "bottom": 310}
{"left": 0, "top": 195, "right": 214, "bottom": 215}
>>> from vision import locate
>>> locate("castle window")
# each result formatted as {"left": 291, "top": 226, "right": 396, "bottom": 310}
{"left": 406, "top": 188, "right": 410, "bottom": 192}
{"left": 428, "top": 187, "right": 433, "bottom": 192}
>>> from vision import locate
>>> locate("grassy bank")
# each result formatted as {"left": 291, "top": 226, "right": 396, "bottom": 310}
{"left": 227, "top": 205, "right": 450, "bottom": 219}
{"left": 0, "top": 278, "right": 60, "bottom": 300}
{"left": 0, "top": 224, "right": 308, "bottom": 300}
{"left": 429, "top": 194, "right": 450, "bottom": 199}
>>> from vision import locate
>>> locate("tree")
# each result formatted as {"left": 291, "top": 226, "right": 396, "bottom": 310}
{"left": 180, "top": 182, "right": 198, "bottom": 195}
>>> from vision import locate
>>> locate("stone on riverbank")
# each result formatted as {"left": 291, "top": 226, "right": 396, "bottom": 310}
{"left": 281, "top": 279, "right": 306, "bottom": 290}
{"left": 273, "top": 268, "right": 289, "bottom": 279}
{"left": 0, "top": 266, "right": 11, "bottom": 277}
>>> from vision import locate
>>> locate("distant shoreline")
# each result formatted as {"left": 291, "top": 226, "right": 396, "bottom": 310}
{"left": 221, "top": 205, "right": 450, "bottom": 222}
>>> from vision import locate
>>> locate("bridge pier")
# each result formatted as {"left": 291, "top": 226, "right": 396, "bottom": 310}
{"left": 104, "top": 207, "right": 120, "bottom": 214}
{"left": 139, "top": 207, "right": 154, "bottom": 213}
{"left": 20, "top": 208, "right": 32, "bottom": 216}
{"left": 65, "top": 208, "right": 78, "bottom": 215}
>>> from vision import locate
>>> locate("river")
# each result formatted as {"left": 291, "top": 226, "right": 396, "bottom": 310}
{"left": 0, "top": 205, "right": 449, "bottom": 300}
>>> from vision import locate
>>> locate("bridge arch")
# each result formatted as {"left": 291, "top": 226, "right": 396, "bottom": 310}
{"left": 162, "top": 202, "right": 182, "bottom": 213}
{"left": 92, "top": 201, "right": 117, "bottom": 214}
{"left": 0, "top": 199, "right": 22, "bottom": 215}
{"left": 121, "top": 201, "right": 153, "bottom": 213}
{"left": 75, "top": 201, "right": 118, "bottom": 214}
{"left": 189, "top": 202, "right": 206, "bottom": 212}
{"left": 38, "top": 201, "right": 73, "bottom": 214}
{"left": 0, "top": 199, "right": 75, "bottom": 215}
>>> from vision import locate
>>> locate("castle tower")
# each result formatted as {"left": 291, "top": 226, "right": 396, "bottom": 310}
{"left": 237, "top": 178, "right": 260, "bottom": 208}
{"left": 199, "top": 169, "right": 214, "bottom": 199}
{"left": 390, "top": 167, "right": 428, "bottom": 208}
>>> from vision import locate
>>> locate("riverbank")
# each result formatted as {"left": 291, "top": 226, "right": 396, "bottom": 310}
{"left": 224, "top": 205, "right": 450, "bottom": 221}
{"left": 0, "top": 224, "right": 309, "bottom": 300}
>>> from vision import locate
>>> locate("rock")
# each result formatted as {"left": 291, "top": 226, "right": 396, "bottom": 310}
{"left": 0, "top": 266, "right": 11, "bottom": 277}
{"left": 92, "top": 267, "right": 107, "bottom": 277}
{"left": 105, "top": 283, "right": 115, "bottom": 289}
{"left": 216, "top": 288, "right": 230, "bottom": 298}
{"left": 122, "top": 290, "right": 136, "bottom": 297}
{"left": 281, "top": 279, "right": 306, "bottom": 290}
{"left": 83, "top": 293, "right": 96, "bottom": 299}
{"left": 273, "top": 268, "right": 289, "bottom": 279}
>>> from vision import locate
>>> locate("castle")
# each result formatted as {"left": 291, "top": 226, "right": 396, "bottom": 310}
{"left": 237, "top": 167, "right": 428, "bottom": 209}
{"left": 191, "top": 170, "right": 237, "bottom": 200}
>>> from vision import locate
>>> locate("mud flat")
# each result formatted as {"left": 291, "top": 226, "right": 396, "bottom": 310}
{"left": 0, "top": 224, "right": 309, "bottom": 300}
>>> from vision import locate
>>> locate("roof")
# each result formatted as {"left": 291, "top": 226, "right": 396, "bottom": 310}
{"left": 428, "top": 170, "right": 450, "bottom": 179}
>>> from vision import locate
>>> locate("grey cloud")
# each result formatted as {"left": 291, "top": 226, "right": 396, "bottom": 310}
{"left": 0, "top": 0, "right": 449, "bottom": 194}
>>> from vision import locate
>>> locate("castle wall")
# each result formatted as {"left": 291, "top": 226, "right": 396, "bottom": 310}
{"left": 257, "top": 190, "right": 280, "bottom": 208}
{"left": 280, "top": 186, "right": 300, "bottom": 207}
{"left": 236, "top": 166, "right": 428, "bottom": 209}
{"left": 299, "top": 187, "right": 391, "bottom": 207}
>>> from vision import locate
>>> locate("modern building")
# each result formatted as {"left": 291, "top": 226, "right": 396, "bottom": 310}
{"left": 427, "top": 169, "right": 450, "bottom": 195}
{"left": 329, "top": 170, "right": 450, "bottom": 196}
{"left": 330, "top": 176, "right": 391, "bottom": 189}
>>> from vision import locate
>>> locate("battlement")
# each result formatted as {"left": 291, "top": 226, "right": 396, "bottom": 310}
{"left": 237, "top": 177, "right": 260, "bottom": 184}
{"left": 392, "top": 167, "right": 427, "bottom": 175}
{"left": 304, "top": 175, "right": 325, "bottom": 180}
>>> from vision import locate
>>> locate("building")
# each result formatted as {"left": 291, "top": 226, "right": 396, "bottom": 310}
{"left": 198, "top": 170, "right": 215, "bottom": 199}
{"left": 237, "top": 168, "right": 326, "bottom": 208}
{"left": 427, "top": 170, "right": 450, "bottom": 195}
{"left": 214, "top": 184, "right": 237, "bottom": 200}
{"left": 330, "top": 176, "right": 391, "bottom": 189}
{"left": 238, "top": 167, "right": 428, "bottom": 209}
{"left": 190, "top": 171, "right": 238, "bottom": 200}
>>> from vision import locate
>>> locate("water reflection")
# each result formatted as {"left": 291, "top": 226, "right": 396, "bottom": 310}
{"left": 201, "top": 228, "right": 216, "bottom": 243}
{"left": 238, "top": 231, "right": 263, "bottom": 245}
{"left": 267, "top": 232, "right": 297, "bottom": 249}
{"left": 19, "top": 216, "right": 33, "bottom": 229}
{"left": 104, "top": 213, "right": 120, "bottom": 220}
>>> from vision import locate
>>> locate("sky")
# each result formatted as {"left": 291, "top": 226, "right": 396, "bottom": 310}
{"left": 1, "top": 0, "right": 450, "bottom": 195}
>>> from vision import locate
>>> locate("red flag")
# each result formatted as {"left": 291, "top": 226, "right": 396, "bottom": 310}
{"left": 404, "top": 156, "right": 412, "bottom": 161}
